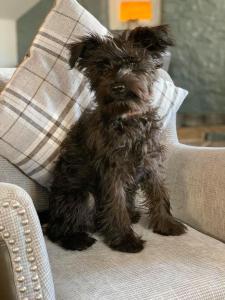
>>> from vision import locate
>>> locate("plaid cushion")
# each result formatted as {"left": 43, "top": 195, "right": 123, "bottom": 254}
{"left": 0, "top": 0, "right": 188, "bottom": 188}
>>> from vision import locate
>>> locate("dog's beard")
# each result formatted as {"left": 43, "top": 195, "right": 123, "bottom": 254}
{"left": 101, "top": 96, "right": 150, "bottom": 119}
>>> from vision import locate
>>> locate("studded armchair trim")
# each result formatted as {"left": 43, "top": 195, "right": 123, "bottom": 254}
{"left": 0, "top": 183, "right": 55, "bottom": 300}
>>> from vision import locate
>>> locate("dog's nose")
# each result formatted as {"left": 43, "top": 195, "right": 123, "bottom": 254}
{"left": 111, "top": 83, "right": 126, "bottom": 94}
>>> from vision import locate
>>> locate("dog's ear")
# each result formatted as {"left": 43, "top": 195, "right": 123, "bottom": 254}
{"left": 125, "top": 25, "right": 174, "bottom": 57}
{"left": 67, "top": 34, "right": 101, "bottom": 68}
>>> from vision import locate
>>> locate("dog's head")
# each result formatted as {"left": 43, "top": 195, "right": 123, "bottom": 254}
{"left": 68, "top": 25, "right": 173, "bottom": 116}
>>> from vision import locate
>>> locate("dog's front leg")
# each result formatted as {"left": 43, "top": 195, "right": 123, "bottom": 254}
{"left": 97, "top": 170, "right": 145, "bottom": 253}
{"left": 142, "top": 170, "right": 187, "bottom": 236}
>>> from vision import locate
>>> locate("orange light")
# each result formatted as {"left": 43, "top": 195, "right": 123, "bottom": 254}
{"left": 120, "top": 1, "right": 153, "bottom": 21}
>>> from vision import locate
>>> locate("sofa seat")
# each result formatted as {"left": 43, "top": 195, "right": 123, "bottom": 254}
{"left": 46, "top": 223, "right": 225, "bottom": 300}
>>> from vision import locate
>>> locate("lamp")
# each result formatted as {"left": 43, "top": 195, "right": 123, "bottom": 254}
{"left": 120, "top": 0, "right": 153, "bottom": 29}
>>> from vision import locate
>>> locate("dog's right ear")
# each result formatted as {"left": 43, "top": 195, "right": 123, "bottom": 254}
{"left": 67, "top": 34, "right": 101, "bottom": 69}
{"left": 67, "top": 42, "right": 84, "bottom": 69}
{"left": 125, "top": 25, "right": 174, "bottom": 58}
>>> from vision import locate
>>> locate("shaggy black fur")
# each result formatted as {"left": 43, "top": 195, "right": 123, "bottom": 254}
{"left": 46, "top": 25, "right": 186, "bottom": 253}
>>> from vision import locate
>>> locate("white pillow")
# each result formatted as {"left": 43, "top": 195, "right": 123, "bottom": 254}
{"left": 0, "top": 0, "right": 188, "bottom": 188}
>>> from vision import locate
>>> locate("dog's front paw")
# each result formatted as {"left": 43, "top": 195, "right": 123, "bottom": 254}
{"left": 151, "top": 217, "right": 187, "bottom": 236}
{"left": 109, "top": 234, "right": 145, "bottom": 253}
{"left": 60, "top": 232, "right": 96, "bottom": 251}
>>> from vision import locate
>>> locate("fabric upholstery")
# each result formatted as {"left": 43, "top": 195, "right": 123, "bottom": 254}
{"left": 0, "top": 0, "right": 187, "bottom": 188}
{"left": 0, "top": 155, "right": 49, "bottom": 212}
{"left": 0, "top": 183, "right": 55, "bottom": 299}
{"left": 165, "top": 143, "right": 225, "bottom": 243}
{"left": 46, "top": 222, "right": 225, "bottom": 300}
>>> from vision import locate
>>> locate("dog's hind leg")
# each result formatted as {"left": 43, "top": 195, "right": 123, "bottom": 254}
{"left": 141, "top": 172, "right": 187, "bottom": 236}
{"left": 46, "top": 191, "right": 96, "bottom": 251}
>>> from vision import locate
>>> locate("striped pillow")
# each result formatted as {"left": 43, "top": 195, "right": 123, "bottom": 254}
{"left": 0, "top": 0, "right": 188, "bottom": 188}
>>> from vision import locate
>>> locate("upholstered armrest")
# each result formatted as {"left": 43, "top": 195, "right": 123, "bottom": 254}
{"left": 0, "top": 156, "right": 49, "bottom": 211}
{"left": 0, "top": 68, "right": 16, "bottom": 91}
{"left": 166, "top": 144, "right": 225, "bottom": 242}
{"left": 0, "top": 183, "right": 55, "bottom": 300}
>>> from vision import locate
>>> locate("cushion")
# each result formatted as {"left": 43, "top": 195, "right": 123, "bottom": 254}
{"left": 0, "top": 0, "right": 188, "bottom": 188}
{"left": 46, "top": 223, "right": 225, "bottom": 300}
{"left": 0, "top": 155, "right": 49, "bottom": 211}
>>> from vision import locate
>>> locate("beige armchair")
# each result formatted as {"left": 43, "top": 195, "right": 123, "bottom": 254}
{"left": 1, "top": 69, "right": 225, "bottom": 300}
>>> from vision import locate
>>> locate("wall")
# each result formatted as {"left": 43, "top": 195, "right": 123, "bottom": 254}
{"left": 162, "top": 0, "right": 225, "bottom": 117}
{"left": 78, "top": 0, "right": 109, "bottom": 27}
{"left": 17, "top": 0, "right": 108, "bottom": 62}
{"left": 0, "top": 0, "right": 39, "bottom": 19}
{"left": 0, "top": 19, "right": 17, "bottom": 67}
{"left": 11, "top": 0, "right": 225, "bottom": 120}
{"left": 17, "top": 0, "right": 54, "bottom": 62}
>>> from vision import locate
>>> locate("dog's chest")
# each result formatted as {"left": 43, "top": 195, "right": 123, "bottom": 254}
{"left": 87, "top": 113, "right": 156, "bottom": 164}
{"left": 106, "top": 117, "right": 150, "bottom": 159}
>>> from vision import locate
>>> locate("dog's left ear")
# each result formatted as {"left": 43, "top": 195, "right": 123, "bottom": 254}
{"left": 125, "top": 25, "right": 174, "bottom": 58}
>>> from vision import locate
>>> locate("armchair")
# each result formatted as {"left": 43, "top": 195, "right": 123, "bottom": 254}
{"left": 1, "top": 69, "right": 225, "bottom": 299}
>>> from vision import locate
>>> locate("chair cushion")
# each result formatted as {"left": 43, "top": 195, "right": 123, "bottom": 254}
{"left": 0, "top": 0, "right": 187, "bottom": 189}
{"left": 0, "top": 156, "right": 48, "bottom": 211}
{"left": 46, "top": 223, "right": 225, "bottom": 300}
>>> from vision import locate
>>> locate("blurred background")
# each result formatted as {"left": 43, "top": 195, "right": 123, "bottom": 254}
{"left": 0, "top": 0, "right": 225, "bottom": 146}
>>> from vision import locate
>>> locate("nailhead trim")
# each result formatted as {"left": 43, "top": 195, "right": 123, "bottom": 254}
{"left": 15, "top": 266, "right": 23, "bottom": 273}
{"left": 3, "top": 231, "right": 10, "bottom": 238}
{"left": 21, "top": 219, "right": 29, "bottom": 225}
{"left": 12, "top": 247, "right": 19, "bottom": 253}
{"left": 24, "top": 229, "right": 31, "bottom": 235}
{"left": 19, "top": 286, "right": 27, "bottom": 293}
{"left": 28, "top": 256, "right": 35, "bottom": 263}
{"left": 18, "top": 208, "right": 26, "bottom": 216}
{"left": 1, "top": 198, "right": 43, "bottom": 299}
{"left": 14, "top": 256, "right": 21, "bottom": 263}
{"left": 26, "top": 247, "right": 33, "bottom": 254}
{"left": 8, "top": 239, "right": 15, "bottom": 245}
{"left": 12, "top": 201, "right": 20, "bottom": 209}
{"left": 17, "top": 275, "right": 25, "bottom": 283}
{"left": 31, "top": 265, "right": 38, "bottom": 271}
{"left": 25, "top": 237, "right": 32, "bottom": 244}
{"left": 34, "top": 284, "right": 41, "bottom": 292}
{"left": 32, "top": 274, "right": 39, "bottom": 282}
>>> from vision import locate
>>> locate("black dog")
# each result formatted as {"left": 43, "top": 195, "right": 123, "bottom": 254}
{"left": 46, "top": 25, "right": 186, "bottom": 253}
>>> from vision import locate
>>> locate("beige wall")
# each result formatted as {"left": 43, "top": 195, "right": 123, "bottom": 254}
{"left": 0, "top": 0, "right": 39, "bottom": 19}
{"left": 0, "top": 19, "right": 17, "bottom": 67}
{"left": 0, "top": 0, "right": 39, "bottom": 67}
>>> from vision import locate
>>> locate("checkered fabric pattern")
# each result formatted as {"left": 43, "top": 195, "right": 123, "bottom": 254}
{"left": 0, "top": 0, "right": 188, "bottom": 188}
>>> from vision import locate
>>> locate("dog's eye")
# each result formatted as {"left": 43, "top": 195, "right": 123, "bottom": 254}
{"left": 96, "top": 60, "right": 111, "bottom": 70}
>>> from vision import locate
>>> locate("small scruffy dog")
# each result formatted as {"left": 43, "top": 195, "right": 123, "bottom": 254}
{"left": 46, "top": 25, "right": 186, "bottom": 253}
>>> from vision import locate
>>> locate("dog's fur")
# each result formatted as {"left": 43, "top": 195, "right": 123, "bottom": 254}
{"left": 46, "top": 25, "right": 186, "bottom": 253}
